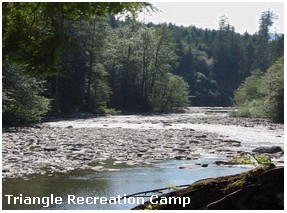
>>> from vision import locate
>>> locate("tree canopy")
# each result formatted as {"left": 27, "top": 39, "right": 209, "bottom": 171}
{"left": 2, "top": 3, "right": 284, "bottom": 126}
{"left": 2, "top": 2, "right": 150, "bottom": 76}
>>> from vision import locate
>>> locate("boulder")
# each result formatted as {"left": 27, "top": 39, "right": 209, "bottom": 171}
{"left": 252, "top": 146, "right": 283, "bottom": 154}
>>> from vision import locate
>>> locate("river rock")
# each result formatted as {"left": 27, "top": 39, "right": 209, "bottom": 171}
{"left": 2, "top": 107, "right": 284, "bottom": 179}
{"left": 195, "top": 134, "right": 207, "bottom": 138}
{"left": 189, "top": 139, "right": 200, "bottom": 144}
{"left": 138, "top": 148, "right": 148, "bottom": 152}
{"left": 174, "top": 155, "right": 186, "bottom": 160}
{"left": 44, "top": 146, "right": 58, "bottom": 151}
{"left": 91, "top": 166, "right": 105, "bottom": 171}
{"left": 252, "top": 146, "right": 283, "bottom": 154}
{"left": 172, "top": 148, "right": 186, "bottom": 152}
{"left": 113, "top": 161, "right": 125, "bottom": 166}
{"left": 215, "top": 160, "right": 236, "bottom": 165}
{"left": 179, "top": 164, "right": 200, "bottom": 170}
{"left": 2, "top": 166, "right": 11, "bottom": 173}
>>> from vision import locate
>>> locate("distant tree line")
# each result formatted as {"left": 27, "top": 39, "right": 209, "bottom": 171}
{"left": 171, "top": 11, "right": 283, "bottom": 106}
{"left": 2, "top": 3, "right": 284, "bottom": 126}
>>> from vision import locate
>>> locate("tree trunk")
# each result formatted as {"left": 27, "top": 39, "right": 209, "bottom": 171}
{"left": 87, "top": 50, "right": 93, "bottom": 110}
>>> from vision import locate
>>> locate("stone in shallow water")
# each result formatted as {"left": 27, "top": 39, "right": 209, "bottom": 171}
{"left": 91, "top": 166, "right": 105, "bottom": 171}
{"left": 252, "top": 146, "right": 283, "bottom": 154}
{"left": 174, "top": 155, "right": 186, "bottom": 160}
{"left": 179, "top": 164, "right": 201, "bottom": 170}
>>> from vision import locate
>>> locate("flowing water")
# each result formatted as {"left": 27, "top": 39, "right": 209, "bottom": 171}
{"left": 2, "top": 161, "right": 249, "bottom": 210}
{"left": 46, "top": 107, "right": 284, "bottom": 152}
{"left": 2, "top": 107, "right": 284, "bottom": 210}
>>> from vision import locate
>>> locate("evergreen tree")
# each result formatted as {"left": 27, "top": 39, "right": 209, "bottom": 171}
{"left": 254, "top": 10, "right": 277, "bottom": 72}
{"left": 212, "top": 15, "right": 240, "bottom": 104}
{"left": 2, "top": 3, "right": 284, "bottom": 126}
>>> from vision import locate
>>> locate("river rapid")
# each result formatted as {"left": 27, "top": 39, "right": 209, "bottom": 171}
{"left": 2, "top": 107, "right": 284, "bottom": 210}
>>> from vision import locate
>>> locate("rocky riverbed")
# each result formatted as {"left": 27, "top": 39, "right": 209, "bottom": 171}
{"left": 2, "top": 107, "right": 284, "bottom": 179}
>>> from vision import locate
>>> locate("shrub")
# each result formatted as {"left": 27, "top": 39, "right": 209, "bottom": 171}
{"left": 234, "top": 69, "right": 264, "bottom": 105}
{"left": 262, "top": 57, "right": 284, "bottom": 123}
{"left": 2, "top": 64, "right": 51, "bottom": 126}
{"left": 233, "top": 57, "right": 284, "bottom": 123}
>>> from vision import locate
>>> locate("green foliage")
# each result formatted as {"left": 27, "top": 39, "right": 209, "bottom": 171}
{"left": 2, "top": 2, "right": 150, "bottom": 76}
{"left": 145, "top": 204, "right": 154, "bottom": 210}
{"left": 163, "top": 75, "right": 190, "bottom": 109}
{"left": 2, "top": 5, "right": 283, "bottom": 126}
{"left": 255, "top": 10, "right": 278, "bottom": 72}
{"left": 228, "top": 154, "right": 272, "bottom": 167}
{"left": 211, "top": 15, "right": 241, "bottom": 103}
{"left": 254, "top": 154, "right": 271, "bottom": 165}
{"left": 231, "top": 154, "right": 253, "bottom": 165}
{"left": 262, "top": 57, "right": 284, "bottom": 123}
{"left": 171, "top": 9, "right": 281, "bottom": 106}
{"left": 151, "top": 74, "right": 190, "bottom": 111}
{"left": 258, "top": 10, "right": 277, "bottom": 43}
{"left": 144, "top": 201, "right": 164, "bottom": 210}
{"left": 106, "top": 22, "right": 189, "bottom": 111}
{"left": 2, "top": 64, "right": 51, "bottom": 126}
{"left": 234, "top": 70, "right": 264, "bottom": 105}
{"left": 88, "top": 63, "right": 112, "bottom": 113}
{"left": 233, "top": 57, "right": 284, "bottom": 123}
{"left": 173, "top": 43, "right": 219, "bottom": 106}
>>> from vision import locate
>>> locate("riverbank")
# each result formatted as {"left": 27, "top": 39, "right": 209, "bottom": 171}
{"left": 133, "top": 165, "right": 284, "bottom": 210}
{"left": 2, "top": 107, "right": 284, "bottom": 179}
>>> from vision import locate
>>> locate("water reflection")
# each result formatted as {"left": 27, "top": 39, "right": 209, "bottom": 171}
{"left": 3, "top": 161, "right": 249, "bottom": 210}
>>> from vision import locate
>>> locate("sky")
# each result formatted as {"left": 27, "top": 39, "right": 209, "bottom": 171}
{"left": 137, "top": 2, "right": 284, "bottom": 34}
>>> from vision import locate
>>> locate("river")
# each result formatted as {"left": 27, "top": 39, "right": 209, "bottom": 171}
{"left": 2, "top": 107, "right": 284, "bottom": 210}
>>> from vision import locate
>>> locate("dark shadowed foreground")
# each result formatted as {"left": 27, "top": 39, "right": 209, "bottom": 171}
{"left": 133, "top": 165, "right": 284, "bottom": 210}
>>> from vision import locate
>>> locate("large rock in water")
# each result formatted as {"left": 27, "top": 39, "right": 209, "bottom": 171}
{"left": 252, "top": 146, "right": 283, "bottom": 154}
{"left": 132, "top": 165, "right": 284, "bottom": 210}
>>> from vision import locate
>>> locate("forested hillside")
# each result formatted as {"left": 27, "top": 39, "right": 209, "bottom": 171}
{"left": 2, "top": 3, "right": 284, "bottom": 126}
{"left": 170, "top": 12, "right": 283, "bottom": 106}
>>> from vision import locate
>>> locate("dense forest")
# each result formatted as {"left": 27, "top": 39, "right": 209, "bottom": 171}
{"left": 2, "top": 3, "right": 284, "bottom": 126}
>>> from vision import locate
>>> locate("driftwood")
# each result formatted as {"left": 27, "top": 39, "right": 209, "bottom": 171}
{"left": 132, "top": 166, "right": 284, "bottom": 210}
{"left": 108, "top": 184, "right": 190, "bottom": 203}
